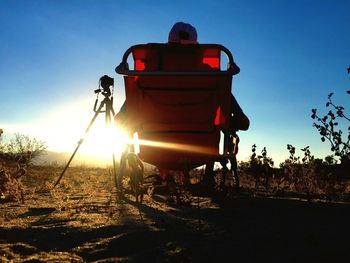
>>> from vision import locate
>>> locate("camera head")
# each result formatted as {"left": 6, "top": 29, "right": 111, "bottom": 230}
{"left": 95, "top": 75, "right": 114, "bottom": 97}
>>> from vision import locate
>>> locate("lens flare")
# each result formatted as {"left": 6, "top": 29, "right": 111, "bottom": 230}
{"left": 135, "top": 137, "right": 217, "bottom": 155}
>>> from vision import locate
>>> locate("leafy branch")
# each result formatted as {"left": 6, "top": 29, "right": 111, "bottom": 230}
{"left": 311, "top": 92, "right": 350, "bottom": 162}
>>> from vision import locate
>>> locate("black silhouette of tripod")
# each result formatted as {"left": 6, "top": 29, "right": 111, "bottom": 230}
{"left": 54, "top": 75, "right": 116, "bottom": 187}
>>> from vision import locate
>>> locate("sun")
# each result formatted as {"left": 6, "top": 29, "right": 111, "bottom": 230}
{"left": 36, "top": 98, "right": 135, "bottom": 165}
{"left": 80, "top": 123, "right": 131, "bottom": 161}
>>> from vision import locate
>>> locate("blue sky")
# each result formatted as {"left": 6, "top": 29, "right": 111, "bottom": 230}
{"left": 1, "top": 0, "right": 349, "bottom": 165}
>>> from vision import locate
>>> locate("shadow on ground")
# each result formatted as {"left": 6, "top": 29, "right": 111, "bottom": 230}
{"left": 1, "top": 194, "right": 349, "bottom": 262}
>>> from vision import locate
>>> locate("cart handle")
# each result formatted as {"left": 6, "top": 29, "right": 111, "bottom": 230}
{"left": 115, "top": 44, "right": 240, "bottom": 76}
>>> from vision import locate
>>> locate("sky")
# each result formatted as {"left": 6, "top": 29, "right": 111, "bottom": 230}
{"left": 1, "top": 0, "right": 349, "bottom": 166}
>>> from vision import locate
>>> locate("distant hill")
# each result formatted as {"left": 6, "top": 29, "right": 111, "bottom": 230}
{"left": 32, "top": 151, "right": 158, "bottom": 171}
{"left": 32, "top": 151, "right": 113, "bottom": 167}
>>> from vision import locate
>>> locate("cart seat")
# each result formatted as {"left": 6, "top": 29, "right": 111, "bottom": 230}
{"left": 116, "top": 43, "right": 239, "bottom": 170}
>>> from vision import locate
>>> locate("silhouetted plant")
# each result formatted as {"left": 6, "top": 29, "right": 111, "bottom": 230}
{"left": 238, "top": 141, "right": 346, "bottom": 200}
{"left": 279, "top": 145, "right": 320, "bottom": 198}
{"left": 0, "top": 133, "right": 46, "bottom": 164}
{"left": 249, "top": 144, "right": 274, "bottom": 190}
{"left": 324, "top": 155, "right": 337, "bottom": 165}
{"left": 250, "top": 144, "right": 274, "bottom": 167}
{"left": 0, "top": 131, "right": 46, "bottom": 202}
{"left": 311, "top": 91, "right": 350, "bottom": 163}
{"left": 0, "top": 166, "right": 24, "bottom": 202}
{"left": 279, "top": 144, "right": 347, "bottom": 201}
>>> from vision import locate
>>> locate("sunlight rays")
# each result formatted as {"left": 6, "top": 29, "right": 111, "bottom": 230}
{"left": 135, "top": 137, "right": 217, "bottom": 156}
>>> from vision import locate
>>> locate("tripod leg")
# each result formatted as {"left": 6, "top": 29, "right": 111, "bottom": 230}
{"left": 53, "top": 100, "right": 106, "bottom": 188}
{"left": 105, "top": 99, "right": 118, "bottom": 188}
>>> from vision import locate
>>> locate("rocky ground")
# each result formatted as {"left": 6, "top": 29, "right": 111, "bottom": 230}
{"left": 1, "top": 166, "right": 350, "bottom": 262}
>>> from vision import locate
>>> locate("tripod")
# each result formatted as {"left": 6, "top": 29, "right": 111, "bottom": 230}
{"left": 54, "top": 75, "right": 117, "bottom": 187}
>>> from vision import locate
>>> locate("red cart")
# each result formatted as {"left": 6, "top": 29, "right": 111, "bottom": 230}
{"left": 115, "top": 43, "right": 240, "bottom": 191}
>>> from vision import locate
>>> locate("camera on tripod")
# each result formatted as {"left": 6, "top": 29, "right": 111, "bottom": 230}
{"left": 54, "top": 74, "right": 117, "bottom": 187}
{"left": 94, "top": 75, "right": 114, "bottom": 97}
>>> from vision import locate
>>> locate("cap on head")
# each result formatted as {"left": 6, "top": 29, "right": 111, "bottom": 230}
{"left": 168, "top": 22, "right": 198, "bottom": 44}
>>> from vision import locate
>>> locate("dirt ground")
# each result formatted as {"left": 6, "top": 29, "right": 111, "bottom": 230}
{"left": 1, "top": 166, "right": 349, "bottom": 262}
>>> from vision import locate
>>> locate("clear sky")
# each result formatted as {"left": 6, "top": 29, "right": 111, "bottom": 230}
{"left": 1, "top": 0, "right": 349, "bottom": 165}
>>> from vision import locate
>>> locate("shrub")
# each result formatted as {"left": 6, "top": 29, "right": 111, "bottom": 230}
{"left": 244, "top": 144, "right": 274, "bottom": 190}
{"left": 0, "top": 166, "right": 23, "bottom": 202}
{"left": 279, "top": 144, "right": 346, "bottom": 200}
{"left": 0, "top": 132, "right": 46, "bottom": 164}
{"left": 0, "top": 130, "right": 46, "bottom": 202}
{"left": 281, "top": 145, "right": 324, "bottom": 192}
{"left": 311, "top": 91, "right": 350, "bottom": 163}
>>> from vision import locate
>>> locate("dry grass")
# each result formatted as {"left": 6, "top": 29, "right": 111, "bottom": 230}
{"left": 0, "top": 164, "right": 350, "bottom": 262}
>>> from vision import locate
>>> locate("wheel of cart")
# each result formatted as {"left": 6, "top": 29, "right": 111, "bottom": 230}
{"left": 116, "top": 144, "right": 145, "bottom": 203}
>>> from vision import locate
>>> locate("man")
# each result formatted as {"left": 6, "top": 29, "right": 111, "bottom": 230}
{"left": 168, "top": 21, "right": 198, "bottom": 44}
{"left": 116, "top": 22, "right": 250, "bottom": 133}
{"left": 115, "top": 22, "right": 249, "bottom": 188}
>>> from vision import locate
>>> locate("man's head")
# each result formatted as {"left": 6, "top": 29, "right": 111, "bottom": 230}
{"left": 168, "top": 22, "right": 198, "bottom": 44}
